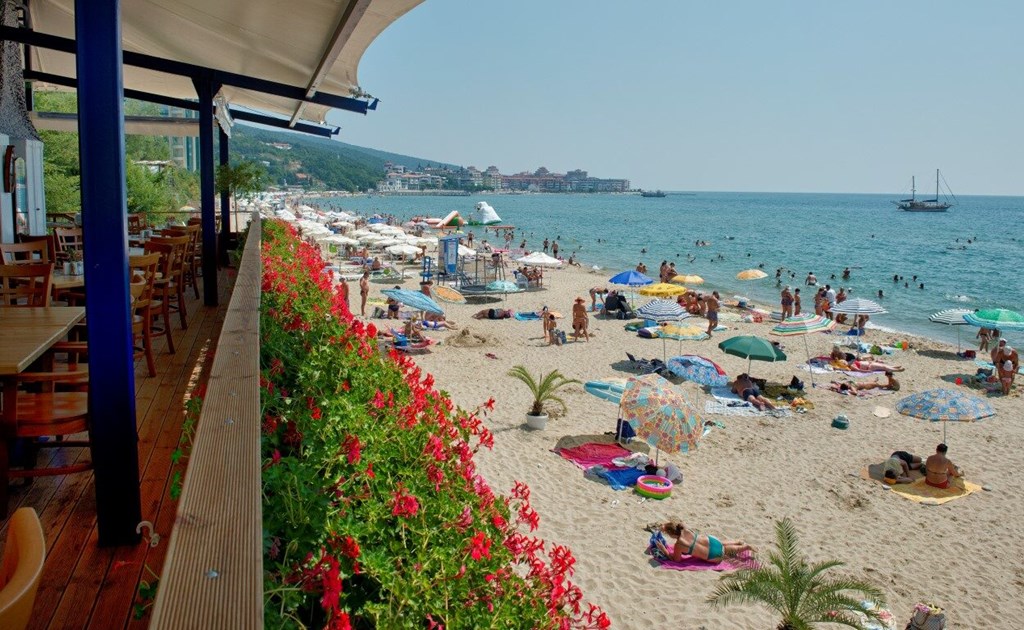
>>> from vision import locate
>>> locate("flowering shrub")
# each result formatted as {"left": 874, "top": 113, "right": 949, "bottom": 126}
{"left": 260, "top": 220, "right": 609, "bottom": 629}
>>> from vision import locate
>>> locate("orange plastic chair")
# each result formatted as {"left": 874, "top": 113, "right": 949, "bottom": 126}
{"left": 0, "top": 508, "right": 46, "bottom": 630}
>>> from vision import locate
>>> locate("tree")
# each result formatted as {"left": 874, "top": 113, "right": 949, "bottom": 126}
{"left": 216, "top": 160, "right": 267, "bottom": 207}
{"left": 707, "top": 517, "right": 886, "bottom": 630}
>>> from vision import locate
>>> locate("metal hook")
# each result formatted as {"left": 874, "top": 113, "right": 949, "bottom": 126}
{"left": 136, "top": 520, "right": 161, "bottom": 548}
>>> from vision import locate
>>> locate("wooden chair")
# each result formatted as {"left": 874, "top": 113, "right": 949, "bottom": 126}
{"left": 129, "top": 253, "right": 161, "bottom": 376}
{"left": 142, "top": 240, "right": 178, "bottom": 353}
{"left": 0, "top": 264, "right": 53, "bottom": 307}
{"left": 146, "top": 235, "right": 189, "bottom": 331}
{"left": 127, "top": 213, "right": 146, "bottom": 235}
{"left": 15, "top": 234, "right": 56, "bottom": 265}
{"left": 0, "top": 363, "right": 91, "bottom": 517}
{"left": 53, "top": 227, "right": 84, "bottom": 263}
{"left": 162, "top": 224, "right": 201, "bottom": 298}
{"left": 0, "top": 508, "right": 46, "bottom": 630}
{"left": 0, "top": 242, "right": 49, "bottom": 266}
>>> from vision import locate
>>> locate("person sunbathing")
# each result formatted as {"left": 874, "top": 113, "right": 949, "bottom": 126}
{"left": 855, "top": 371, "right": 901, "bottom": 391}
{"left": 731, "top": 374, "right": 776, "bottom": 411}
{"left": 829, "top": 381, "right": 860, "bottom": 396}
{"left": 655, "top": 521, "right": 755, "bottom": 564}
{"left": 846, "top": 358, "right": 904, "bottom": 372}
{"left": 925, "top": 443, "right": 962, "bottom": 489}
{"left": 472, "top": 308, "right": 512, "bottom": 320}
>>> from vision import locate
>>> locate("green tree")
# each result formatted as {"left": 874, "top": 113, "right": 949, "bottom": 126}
{"left": 707, "top": 517, "right": 886, "bottom": 630}
{"left": 216, "top": 160, "right": 267, "bottom": 207}
{"left": 506, "top": 366, "right": 580, "bottom": 417}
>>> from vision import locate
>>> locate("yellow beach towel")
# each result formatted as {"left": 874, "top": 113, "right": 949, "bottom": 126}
{"left": 859, "top": 466, "right": 982, "bottom": 505}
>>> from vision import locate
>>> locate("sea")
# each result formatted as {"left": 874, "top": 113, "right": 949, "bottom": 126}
{"left": 319, "top": 192, "right": 1024, "bottom": 349}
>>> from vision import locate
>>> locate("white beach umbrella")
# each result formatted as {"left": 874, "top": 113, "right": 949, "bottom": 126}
{"left": 928, "top": 308, "right": 973, "bottom": 353}
{"left": 516, "top": 251, "right": 563, "bottom": 268}
{"left": 276, "top": 209, "right": 296, "bottom": 221}
{"left": 349, "top": 229, "right": 372, "bottom": 237}
{"left": 321, "top": 234, "right": 358, "bottom": 246}
{"left": 386, "top": 244, "right": 422, "bottom": 257}
{"left": 359, "top": 234, "right": 386, "bottom": 244}
{"left": 829, "top": 297, "right": 887, "bottom": 315}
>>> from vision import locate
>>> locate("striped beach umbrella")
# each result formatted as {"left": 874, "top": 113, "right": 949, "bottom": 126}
{"left": 896, "top": 388, "right": 995, "bottom": 442}
{"left": 637, "top": 299, "right": 689, "bottom": 322}
{"left": 929, "top": 308, "right": 973, "bottom": 352}
{"left": 770, "top": 314, "right": 836, "bottom": 387}
{"left": 829, "top": 297, "right": 887, "bottom": 316}
{"left": 963, "top": 308, "right": 1024, "bottom": 331}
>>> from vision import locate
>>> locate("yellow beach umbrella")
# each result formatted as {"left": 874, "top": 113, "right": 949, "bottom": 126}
{"left": 736, "top": 269, "right": 768, "bottom": 281}
{"left": 671, "top": 274, "right": 705, "bottom": 286}
{"left": 638, "top": 282, "right": 687, "bottom": 298}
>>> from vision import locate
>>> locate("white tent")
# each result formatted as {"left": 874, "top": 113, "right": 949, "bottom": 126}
{"left": 469, "top": 201, "right": 502, "bottom": 225}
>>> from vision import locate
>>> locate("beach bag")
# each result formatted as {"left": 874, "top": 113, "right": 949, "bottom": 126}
{"left": 615, "top": 418, "right": 636, "bottom": 439}
{"left": 637, "top": 328, "right": 657, "bottom": 339}
{"left": 905, "top": 603, "right": 946, "bottom": 630}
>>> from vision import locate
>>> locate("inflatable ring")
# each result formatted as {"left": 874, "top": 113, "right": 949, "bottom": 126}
{"left": 635, "top": 475, "right": 673, "bottom": 499}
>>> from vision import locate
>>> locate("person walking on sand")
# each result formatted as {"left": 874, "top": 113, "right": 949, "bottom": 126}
{"left": 704, "top": 291, "right": 720, "bottom": 337}
{"left": 572, "top": 297, "right": 589, "bottom": 342}
{"left": 996, "top": 344, "right": 1019, "bottom": 395}
{"left": 339, "top": 276, "right": 350, "bottom": 311}
{"left": 977, "top": 327, "right": 991, "bottom": 352}
{"left": 780, "top": 286, "right": 794, "bottom": 320}
{"left": 358, "top": 271, "right": 370, "bottom": 316}
{"left": 793, "top": 288, "right": 802, "bottom": 315}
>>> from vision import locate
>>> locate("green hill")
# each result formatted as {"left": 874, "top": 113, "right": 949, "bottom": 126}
{"left": 231, "top": 124, "right": 457, "bottom": 191}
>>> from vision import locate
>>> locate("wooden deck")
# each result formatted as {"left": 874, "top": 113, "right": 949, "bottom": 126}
{"left": 0, "top": 268, "right": 235, "bottom": 630}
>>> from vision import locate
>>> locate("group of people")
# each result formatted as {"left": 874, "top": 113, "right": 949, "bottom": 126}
{"left": 881, "top": 444, "right": 962, "bottom": 489}
{"left": 991, "top": 339, "right": 1019, "bottom": 395}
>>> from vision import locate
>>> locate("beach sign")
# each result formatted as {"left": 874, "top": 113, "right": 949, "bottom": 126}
{"left": 439, "top": 235, "right": 460, "bottom": 273}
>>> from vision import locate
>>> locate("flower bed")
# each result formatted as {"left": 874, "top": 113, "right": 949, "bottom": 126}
{"left": 261, "top": 220, "right": 609, "bottom": 629}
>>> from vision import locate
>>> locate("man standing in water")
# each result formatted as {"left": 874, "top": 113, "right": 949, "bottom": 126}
{"left": 704, "top": 291, "right": 720, "bottom": 338}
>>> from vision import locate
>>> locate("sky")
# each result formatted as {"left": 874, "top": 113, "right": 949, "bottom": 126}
{"left": 327, "top": 1, "right": 1024, "bottom": 195}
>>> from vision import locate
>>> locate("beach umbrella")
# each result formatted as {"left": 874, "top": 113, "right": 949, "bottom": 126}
{"left": 458, "top": 245, "right": 477, "bottom": 258}
{"left": 516, "top": 251, "right": 563, "bottom": 267}
{"left": 665, "top": 355, "right": 729, "bottom": 387}
{"left": 386, "top": 244, "right": 421, "bottom": 258}
{"left": 736, "top": 269, "right": 768, "bottom": 281}
{"left": 638, "top": 282, "right": 687, "bottom": 298}
{"left": 636, "top": 299, "right": 689, "bottom": 322}
{"left": 381, "top": 288, "right": 444, "bottom": 316}
{"left": 830, "top": 298, "right": 887, "bottom": 336}
{"left": 929, "top": 308, "right": 973, "bottom": 352}
{"left": 718, "top": 334, "right": 786, "bottom": 374}
{"left": 963, "top": 308, "right": 1024, "bottom": 331}
{"left": 619, "top": 374, "right": 706, "bottom": 464}
{"left": 433, "top": 285, "right": 466, "bottom": 304}
{"left": 770, "top": 313, "right": 837, "bottom": 387}
{"left": 671, "top": 274, "right": 704, "bottom": 286}
{"left": 896, "top": 388, "right": 995, "bottom": 443}
{"left": 608, "top": 270, "right": 654, "bottom": 287}
{"left": 658, "top": 323, "right": 709, "bottom": 360}
{"left": 584, "top": 378, "right": 628, "bottom": 405}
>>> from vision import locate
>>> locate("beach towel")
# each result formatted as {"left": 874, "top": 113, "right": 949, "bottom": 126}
{"left": 646, "top": 532, "right": 756, "bottom": 571}
{"left": 553, "top": 442, "right": 632, "bottom": 470}
{"left": 710, "top": 386, "right": 744, "bottom": 402}
{"left": 594, "top": 466, "right": 646, "bottom": 490}
{"left": 704, "top": 400, "right": 791, "bottom": 417}
{"left": 514, "top": 312, "right": 541, "bottom": 321}
{"left": 859, "top": 466, "right": 982, "bottom": 505}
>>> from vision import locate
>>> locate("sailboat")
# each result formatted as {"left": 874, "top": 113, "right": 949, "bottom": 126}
{"left": 893, "top": 169, "right": 954, "bottom": 212}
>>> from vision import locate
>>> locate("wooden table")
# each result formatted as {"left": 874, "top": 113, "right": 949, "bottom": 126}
{"left": 52, "top": 270, "right": 86, "bottom": 291}
{"left": 0, "top": 306, "right": 86, "bottom": 375}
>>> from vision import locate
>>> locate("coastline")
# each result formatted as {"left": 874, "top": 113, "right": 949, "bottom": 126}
{"left": 355, "top": 256, "right": 1023, "bottom": 629}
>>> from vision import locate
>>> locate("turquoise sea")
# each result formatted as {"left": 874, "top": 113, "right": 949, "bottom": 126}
{"left": 322, "top": 192, "right": 1024, "bottom": 348}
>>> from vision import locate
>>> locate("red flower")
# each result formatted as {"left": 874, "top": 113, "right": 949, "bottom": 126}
{"left": 467, "top": 530, "right": 492, "bottom": 561}
{"left": 484, "top": 397, "right": 496, "bottom": 411}
{"left": 454, "top": 506, "right": 473, "bottom": 531}
{"left": 391, "top": 483, "right": 420, "bottom": 518}
{"left": 339, "top": 535, "right": 360, "bottom": 560}
{"left": 342, "top": 434, "right": 361, "bottom": 465}
{"left": 371, "top": 390, "right": 386, "bottom": 409}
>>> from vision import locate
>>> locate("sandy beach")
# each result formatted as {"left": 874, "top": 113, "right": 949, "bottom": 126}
{"left": 359, "top": 259, "right": 1022, "bottom": 629}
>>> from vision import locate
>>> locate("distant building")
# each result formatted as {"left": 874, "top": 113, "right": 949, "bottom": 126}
{"left": 160, "top": 105, "right": 199, "bottom": 172}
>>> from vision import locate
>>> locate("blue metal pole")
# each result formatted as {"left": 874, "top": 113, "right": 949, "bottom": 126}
{"left": 75, "top": 0, "right": 142, "bottom": 546}
{"left": 219, "top": 126, "right": 231, "bottom": 265}
{"left": 194, "top": 75, "right": 219, "bottom": 305}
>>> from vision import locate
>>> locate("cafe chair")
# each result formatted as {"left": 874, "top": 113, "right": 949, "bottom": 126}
{"left": 127, "top": 213, "right": 146, "bottom": 235}
{"left": 0, "top": 364, "right": 91, "bottom": 518}
{"left": 0, "top": 507, "right": 45, "bottom": 630}
{"left": 146, "top": 235, "right": 189, "bottom": 331}
{"left": 162, "top": 225, "right": 201, "bottom": 299}
{"left": 15, "top": 235, "right": 56, "bottom": 265}
{"left": 53, "top": 227, "right": 84, "bottom": 264}
{"left": 0, "top": 242, "right": 49, "bottom": 266}
{"left": 142, "top": 241, "right": 177, "bottom": 353}
{"left": 129, "top": 253, "right": 161, "bottom": 376}
{"left": 0, "top": 264, "right": 53, "bottom": 307}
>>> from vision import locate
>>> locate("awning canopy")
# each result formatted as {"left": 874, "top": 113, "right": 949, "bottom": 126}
{"left": 25, "top": 0, "right": 423, "bottom": 125}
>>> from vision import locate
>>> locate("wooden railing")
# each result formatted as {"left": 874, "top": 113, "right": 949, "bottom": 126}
{"left": 150, "top": 214, "right": 263, "bottom": 629}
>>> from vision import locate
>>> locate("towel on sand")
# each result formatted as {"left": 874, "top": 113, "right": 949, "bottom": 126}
{"left": 655, "top": 551, "right": 758, "bottom": 572}
{"left": 710, "top": 386, "right": 744, "bottom": 402}
{"left": 704, "top": 400, "right": 791, "bottom": 417}
{"left": 514, "top": 312, "right": 541, "bottom": 321}
{"left": 553, "top": 442, "right": 633, "bottom": 470}
{"left": 593, "top": 466, "right": 646, "bottom": 490}
{"left": 859, "top": 465, "right": 982, "bottom": 505}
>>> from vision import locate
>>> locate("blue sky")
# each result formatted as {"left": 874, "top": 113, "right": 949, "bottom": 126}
{"left": 329, "top": 1, "right": 1023, "bottom": 195}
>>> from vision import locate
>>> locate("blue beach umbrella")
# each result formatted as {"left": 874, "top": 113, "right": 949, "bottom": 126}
{"left": 896, "top": 388, "right": 995, "bottom": 443}
{"left": 665, "top": 355, "right": 729, "bottom": 388}
{"left": 381, "top": 288, "right": 444, "bottom": 316}
{"left": 608, "top": 270, "right": 654, "bottom": 287}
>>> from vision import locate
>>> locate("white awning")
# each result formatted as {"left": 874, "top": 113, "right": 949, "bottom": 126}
{"left": 26, "top": 0, "right": 424, "bottom": 124}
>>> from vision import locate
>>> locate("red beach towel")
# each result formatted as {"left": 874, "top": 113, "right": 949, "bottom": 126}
{"left": 553, "top": 442, "right": 632, "bottom": 470}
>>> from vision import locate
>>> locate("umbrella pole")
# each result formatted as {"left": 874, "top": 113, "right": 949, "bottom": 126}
{"left": 956, "top": 327, "right": 961, "bottom": 354}
{"left": 803, "top": 335, "right": 815, "bottom": 388}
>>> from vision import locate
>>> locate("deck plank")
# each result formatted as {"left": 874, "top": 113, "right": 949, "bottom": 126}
{"left": 1, "top": 267, "right": 233, "bottom": 630}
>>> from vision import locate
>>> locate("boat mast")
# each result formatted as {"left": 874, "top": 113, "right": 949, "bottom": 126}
{"left": 911, "top": 176, "right": 916, "bottom": 201}
{"left": 935, "top": 169, "right": 940, "bottom": 198}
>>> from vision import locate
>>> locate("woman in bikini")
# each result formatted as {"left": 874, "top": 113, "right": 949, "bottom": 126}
{"left": 656, "top": 521, "right": 755, "bottom": 564}
{"left": 359, "top": 271, "right": 370, "bottom": 316}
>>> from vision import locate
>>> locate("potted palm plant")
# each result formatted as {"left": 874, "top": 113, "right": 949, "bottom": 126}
{"left": 507, "top": 366, "right": 580, "bottom": 430}
{"left": 707, "top": 517, "right": 888, "bottom": 630}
